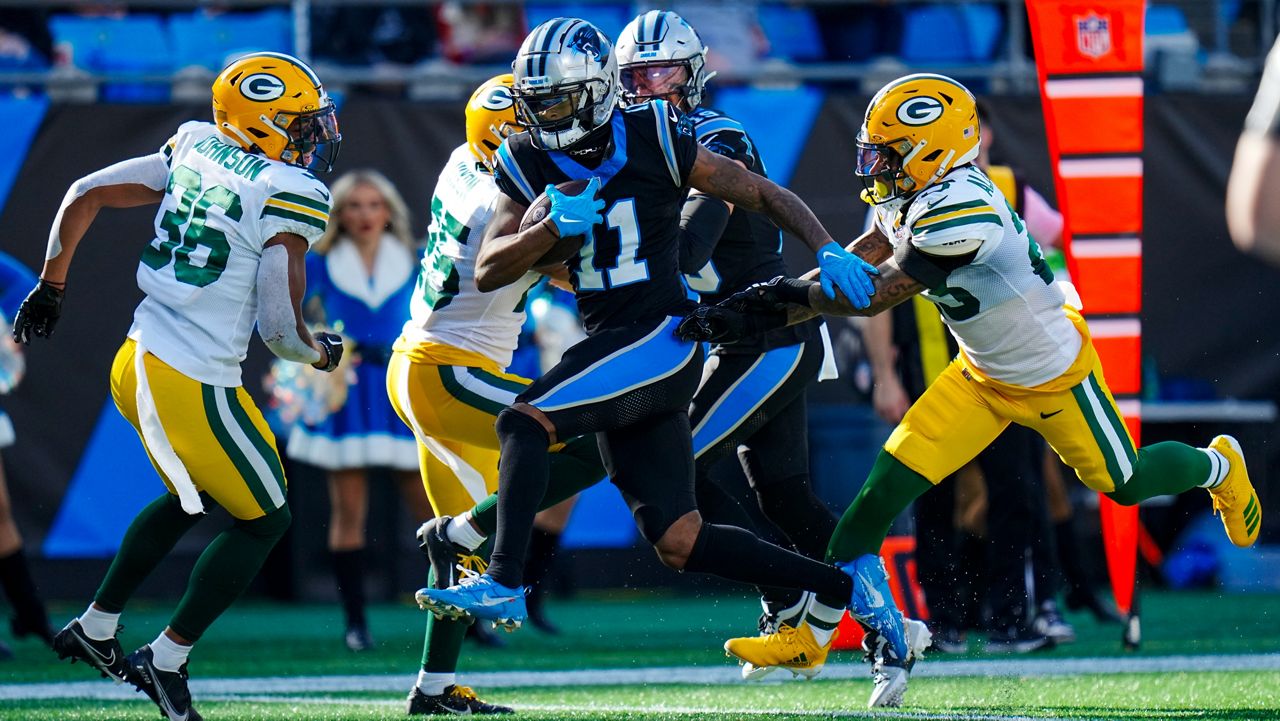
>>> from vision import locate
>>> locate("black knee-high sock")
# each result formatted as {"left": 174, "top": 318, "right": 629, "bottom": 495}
{"left": 696, "top": 474, "right": 801, "bottom": 610}
{"left": 0, "top": 548, "right": 51, "bottom": 643}
{"left": 684, "top": 523, "right": 851, "bottom": 599}
{"left": 755, "top": 475, "right": 838, "bottom": 562}
{"left": 488, "top": 410, "right": 551, "bottom": 588}
{"left": 331, "top": 548, "right": 367, "bottom": 630}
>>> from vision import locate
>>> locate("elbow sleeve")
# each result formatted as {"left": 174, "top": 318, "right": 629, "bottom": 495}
{"left": 679, "top": 194, "right": 732, "bottom": 273}
{"left": 256, "top": 245, "right": 321, "bottom": 364}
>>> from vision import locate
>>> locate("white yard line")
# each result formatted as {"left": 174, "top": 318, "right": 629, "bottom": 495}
{"left": 2, "top": 652, "right": 1277, "bottom": 703}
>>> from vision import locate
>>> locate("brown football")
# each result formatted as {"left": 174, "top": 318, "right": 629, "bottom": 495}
{"left": 519, "top": 179, "right": 592, "bottom": 267}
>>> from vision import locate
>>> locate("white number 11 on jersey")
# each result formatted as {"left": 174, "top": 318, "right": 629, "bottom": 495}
{"left": 576, "top": 198, "right": 649, "bottom": 291}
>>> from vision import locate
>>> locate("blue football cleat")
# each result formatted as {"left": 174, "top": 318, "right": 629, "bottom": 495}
{"left": 837, "top": 554, "right": 909, "bottom": 663}
{"left": 415, "top": 572, "right": 527, "bottom": 631}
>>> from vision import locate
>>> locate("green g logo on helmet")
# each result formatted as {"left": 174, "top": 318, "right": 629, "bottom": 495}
{"left": 896, "top": 96, "right": 945, "bottom": 126}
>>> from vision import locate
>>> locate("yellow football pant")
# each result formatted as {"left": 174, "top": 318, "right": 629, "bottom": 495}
{"left": 387, "top": 345, "right": 532, "bottom": 518}
{"left": 886, "top": 313, "right": 1136, "bottom": 493}
{"left": 111, "top": 339, "right": 286, "bottom": 520}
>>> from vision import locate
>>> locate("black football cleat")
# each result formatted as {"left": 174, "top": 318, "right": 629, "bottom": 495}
{"left": 124, "top": 645, "right": 202, "bottom": 721}
{"left": 407, "top": 684, "right": 513, "bottom": 715}
{"left": 53, "top": 619, "right": 129, "bottom": 682}
{"left": 417, "top": 516, "right": 471, "bottom": 589}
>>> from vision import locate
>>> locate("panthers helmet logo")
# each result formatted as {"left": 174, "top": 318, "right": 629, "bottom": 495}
{"left": 569, "top": 26, "right": 607, "bottom": 63}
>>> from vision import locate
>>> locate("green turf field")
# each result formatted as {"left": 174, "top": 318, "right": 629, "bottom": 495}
{"left": 2, "top": 589, "right": 1278, "bottom": 720}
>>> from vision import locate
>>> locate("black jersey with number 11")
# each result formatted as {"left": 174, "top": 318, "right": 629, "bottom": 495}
{"left": 493, "top": 100, "right": 699, "bottom": 335}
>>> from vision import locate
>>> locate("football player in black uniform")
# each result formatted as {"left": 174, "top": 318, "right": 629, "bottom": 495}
{"left": 416, "top": 18, "right": 878, "bottom": 631}
{"left": 615, "top": 10, "right": 848, "bottom": 680}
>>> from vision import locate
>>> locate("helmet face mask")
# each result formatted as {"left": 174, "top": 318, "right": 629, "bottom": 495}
{"left": 280, "top": 103, "right": 342, "bottom": 173}
{"left": 855, "top": 138, "right": 914, "bottom": 204}
{"left": 513, "top": 19, "right": 618, "bottom": 151}
{"left": 619, "top": 61, "right": 694, "bottom": 106}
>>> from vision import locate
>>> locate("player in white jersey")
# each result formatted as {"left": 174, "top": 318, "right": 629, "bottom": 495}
{"left": 387, "top": 75, "right": 605, "bottom": 716}
{"left": 12, "top": 52, "right": 342, "bottom": 721}
{"left": 688, "top": 73, "right": 1261, "bottom": 708}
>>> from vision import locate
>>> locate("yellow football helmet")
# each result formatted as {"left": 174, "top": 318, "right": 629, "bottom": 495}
{"left": 211, "top": 52, "right": 342, "bottom": 172}
{"left": 855, "top": 73, "right": 979, "bottom": 204}
{"left": 466, "top": 74, "right": 524, "bottom": 172}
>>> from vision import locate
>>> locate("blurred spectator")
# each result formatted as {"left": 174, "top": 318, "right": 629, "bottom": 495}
{"left": 659, "top": 1, "right": 767, "bottom": 78}
{"left": 311, "top": 6, "right": 436, "bottom": 67}
{"left": 812, "top": 2, "right": 905, "bottom": 62}
{"left": 0, "top": 251, "right": 53, "bottom": 659}
{"left": 1228, "top": 35, "right": 1280, "bottom": 263}
{"left": 0, "top": 9, "right": 52, "bottom": 69}
{"left": 286, "top": 170, "right": 432, "bottom": 652}
{"left": 435, "top": 2, "right": 524, "bottom": 65}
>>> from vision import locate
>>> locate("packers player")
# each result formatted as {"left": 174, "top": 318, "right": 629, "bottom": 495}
{"left": 13, "top": 52, "right": 342, "bottom": 721}
{"left": 389, "top": 74, "right": 606, "bottom": 716}
{"left": 684, "top": 73, "right": 1261, "bottom": 707}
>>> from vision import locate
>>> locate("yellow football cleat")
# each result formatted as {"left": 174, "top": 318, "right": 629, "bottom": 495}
{"left": 1208, "top": 435, "right": 1261, "bottom": 548}
{"left": 724, "top": 622, "right": 834, "bottom": 680}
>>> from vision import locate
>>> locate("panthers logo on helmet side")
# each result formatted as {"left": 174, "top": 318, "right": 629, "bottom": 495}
{"left": 896, "top": 96, "right": 945, "bottom": 126}
{"left": 239, "top": 73, "right": 287, "bottom": 102}
{"left": 569, "top": 26, "right": 607, "bottom": 63}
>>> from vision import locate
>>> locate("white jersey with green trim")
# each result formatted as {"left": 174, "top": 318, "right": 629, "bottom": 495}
{"left": 401, "top": 144, "right": 540, "bottom": 369}
{"left": 873, "top": 165, "right": 1081, "bottom": 387}
{"left": 130, "top": 121, "right": 331, "bottom": 387}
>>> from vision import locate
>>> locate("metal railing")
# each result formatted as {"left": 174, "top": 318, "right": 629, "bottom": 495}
{"left": 0, "top": 0, "right": 1274, "bottom": 99}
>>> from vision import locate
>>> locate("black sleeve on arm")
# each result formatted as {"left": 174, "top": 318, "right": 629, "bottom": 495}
{"left": 893, "top": 242, "right": 979, "bottom": 289}
{"left": 679, "top": 194, "right": 732, "bottom": 273}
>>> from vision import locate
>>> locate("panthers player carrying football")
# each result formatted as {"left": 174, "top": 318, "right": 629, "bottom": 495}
{"left": 388, "top": 74, "right": 607, "bottom": 716}
{"left": 417, "top": 18, "right": 879, "bottom": 636}
{"left": 12, "top": 52, "right": 343, "bottom": 721}
{"left": 687, "top": 73, "right": 1262, "bottom": 708}
{"left": 615, "top": 10, "right": 858, "bottom": 681}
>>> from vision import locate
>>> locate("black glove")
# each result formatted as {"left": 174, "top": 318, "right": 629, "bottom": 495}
{"left": 311, "top": 331, "right": 344, "bottom": 372}
{"left": 720, "top": 275, "right": 815, "bottom": 313}
{"left": 12, "top": 280, "right": 65, "bottom": 344}
{"left": 675, "top": 304, "right": 788, "bottom": 345}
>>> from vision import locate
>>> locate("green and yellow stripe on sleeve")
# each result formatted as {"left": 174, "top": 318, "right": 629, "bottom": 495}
{"left": 912, "top": 199, "right": 1003, "bottom": 235}
{"left": 261, "top": 191, "right": 330, "bottom": 231}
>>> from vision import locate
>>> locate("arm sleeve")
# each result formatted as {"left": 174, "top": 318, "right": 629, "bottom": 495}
{"left": 894, "top": 241, "right": 978, "bottom": 288}
{"left": 46, "top": 152, "right": 171, "bottom": 261}
{"left": 256, "top": 244, "right": 322, "bottom": 364}
{"left": 260, "top": 176, "right": 332, "bottom": 248}
{"left": 678, "top": 193, "right": 732, "bottom": 273}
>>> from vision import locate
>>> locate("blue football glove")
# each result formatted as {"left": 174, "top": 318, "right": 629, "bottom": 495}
{"left": 545, "top": 177, "right": 605, "bottom": 238}
{"left": 816, "top": 241, "right": 879, "bottom": 309}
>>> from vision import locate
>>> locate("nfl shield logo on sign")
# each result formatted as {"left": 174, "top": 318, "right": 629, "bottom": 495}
{"left": 1075, "top": 13, "right": 1111, "bottom": 59}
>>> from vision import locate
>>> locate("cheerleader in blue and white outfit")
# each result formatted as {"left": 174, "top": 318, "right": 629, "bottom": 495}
{"left": 285, "top": 170, "right": 432, "bottom": 651}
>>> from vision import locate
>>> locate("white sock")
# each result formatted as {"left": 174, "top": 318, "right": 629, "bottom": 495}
{"left": 149, "top": 633, "right": 191, "bottom": 673}
{"left": 416, "top": 669, "right": 456, "bottom": 696}
{"left": 803, "top": 600, "right": 846, "bottom": 646}
{"left": 78, "top": 605, "right": 120, "bottom": 642}
{"left": 448, "top": 514, "right": 486, "bottom": 552}
{"left": 1199, "top": 448, "right": 1230, "bottom": 489}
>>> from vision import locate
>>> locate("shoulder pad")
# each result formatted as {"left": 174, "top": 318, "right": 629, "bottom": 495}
{"left": 261, "top": 168, "right": 332, "bottom": 237}
{"left": 906, "top": 172, "right": 1003, "bottom": 256}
